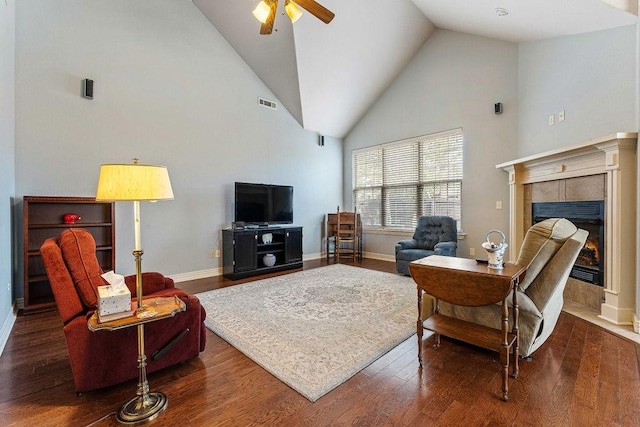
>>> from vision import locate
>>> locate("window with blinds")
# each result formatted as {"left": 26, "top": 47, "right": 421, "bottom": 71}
{"left": 352, "top": 128, "right": 463, "bottom": 231}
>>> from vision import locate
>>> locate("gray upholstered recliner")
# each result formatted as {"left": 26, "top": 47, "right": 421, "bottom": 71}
{"left": 396, "top": 215, "right": 457, "bottom": 276}
{"left": 431, "top": 218, "right": 588, "bottom": 358}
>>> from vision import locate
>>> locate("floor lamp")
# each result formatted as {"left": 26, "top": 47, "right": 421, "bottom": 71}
{"left": 96, "top": 159, "right": 174, "bottom": 424}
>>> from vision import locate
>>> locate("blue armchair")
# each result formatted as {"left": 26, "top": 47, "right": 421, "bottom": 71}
{"left": 395, "top": 215, "right": 458, "bottom": 276}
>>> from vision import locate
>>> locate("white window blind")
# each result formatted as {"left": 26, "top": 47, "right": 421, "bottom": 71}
{"left": 353, "top": 128, "right": 463, "bottom": 231}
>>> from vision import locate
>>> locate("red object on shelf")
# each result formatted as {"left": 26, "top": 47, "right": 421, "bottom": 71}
{"left": 64, "top": 213, "right": 82, "bottom": 224}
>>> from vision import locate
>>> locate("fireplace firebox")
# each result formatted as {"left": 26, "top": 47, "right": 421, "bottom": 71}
{"left": 532, "top": 201, "right": 604, "bottom": 286}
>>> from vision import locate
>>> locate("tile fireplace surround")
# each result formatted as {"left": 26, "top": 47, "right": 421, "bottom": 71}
{"left": 497, "top": 133, "right": 638, "bottom": 332}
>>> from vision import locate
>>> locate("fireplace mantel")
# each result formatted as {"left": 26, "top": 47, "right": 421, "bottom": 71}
{"left": 497, "top": 132, "right": 637, "bottom": 327}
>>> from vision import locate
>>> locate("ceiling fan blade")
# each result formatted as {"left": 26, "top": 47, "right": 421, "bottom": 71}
{"left": 259, "top": 0, "right": 278, "bottom": 35}
{"left": 295, "top": 0, "right": 335, "bottom": 24}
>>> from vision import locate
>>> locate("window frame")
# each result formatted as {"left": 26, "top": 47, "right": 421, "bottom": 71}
{"left": 352, "top": 128, "right": 464, "bottom": 233}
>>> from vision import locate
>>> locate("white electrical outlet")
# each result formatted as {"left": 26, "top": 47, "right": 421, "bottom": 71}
{"left": 549, "top": 114, "right": 555, "bottom": 126}
{"left": 559, "top": 110, "right": 565, "bottom": 121}
{"left": 496, "top": 201, "right": 503, "bottom": 210}
{"left": 469, "top": 248, "right": 475, "bottom": 257}
{"left": 215, "top": 250, "right": 220, "bottom": 258}
{"left": 209, "top": 250, "right": 216, "bottom": 258}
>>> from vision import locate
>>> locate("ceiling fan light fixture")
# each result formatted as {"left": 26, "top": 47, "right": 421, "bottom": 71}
{"left": 252, "top": 1, "right": 271, "bottom": 24}
{"left": 285, "top": 0, "right": 303, "bottom": 23}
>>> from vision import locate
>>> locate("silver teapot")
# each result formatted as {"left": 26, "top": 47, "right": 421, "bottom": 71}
{"left": 481, "top": 230, "right": 508, "bottom": 270}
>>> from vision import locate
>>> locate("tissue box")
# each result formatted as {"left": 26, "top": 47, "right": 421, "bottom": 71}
{"left": 97, "top": 284, "right": 132, "bottom": 316}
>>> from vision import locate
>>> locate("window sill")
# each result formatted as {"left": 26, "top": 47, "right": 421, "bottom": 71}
{"left": 363, "top": 227, "right": 466, "bottom": 240}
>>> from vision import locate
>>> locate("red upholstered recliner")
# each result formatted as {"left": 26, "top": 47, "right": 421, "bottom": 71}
{"left": 40, "top": 228, "right": 206, "bottom": 393}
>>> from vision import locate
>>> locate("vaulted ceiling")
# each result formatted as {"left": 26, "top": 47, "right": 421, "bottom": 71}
{"left": 193, "top": 0, "right": 637, "bottom": 139}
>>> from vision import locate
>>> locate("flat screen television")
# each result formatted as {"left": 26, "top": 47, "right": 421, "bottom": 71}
{"left": 234, "top": 182, "right": 294, "bottom": 225}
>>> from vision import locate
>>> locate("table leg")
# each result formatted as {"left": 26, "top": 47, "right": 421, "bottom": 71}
{"left": 511, "top": 285, "right": 520, "bottom": 379}
{"left": 417, "top": 287, "right": 423, "bottom": 368}
{"left": 501, "top": 299, "right": 509, "bottom": 401}
{"left": 116, "top": 323, "right": 168, "bottom": 424}
{"left": 432, "top": 297, "right": 441, "bottom": 350}
{"left": 500, "top": 348, "right": 509, "bottom": 402}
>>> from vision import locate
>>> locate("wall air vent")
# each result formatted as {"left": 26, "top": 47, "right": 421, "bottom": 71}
{"left": 258, "top": 97, "right": 277, "bottom": 110}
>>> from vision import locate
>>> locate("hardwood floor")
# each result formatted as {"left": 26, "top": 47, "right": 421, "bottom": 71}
{"left": 1, "top": 259, "right": 639, "bottom": 426}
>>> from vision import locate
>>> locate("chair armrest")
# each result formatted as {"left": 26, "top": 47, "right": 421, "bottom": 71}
{"left": 434, "top": 241, "right": 457, "bottom": 256}
{"left": 396, "top": 239, "right": 418, "bottom": 253}
{"left": 505, "top": 289, "right": 542, "bottom": 317}
{"left": 125, "top": 272, "right": 175, "bottom": 297}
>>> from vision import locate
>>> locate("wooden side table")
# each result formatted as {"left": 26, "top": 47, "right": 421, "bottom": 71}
{"left": 89, "top": 296, "right": 186, "bottom": 424}
{"left": 409, "top": 255, "right": 526, "bottom": 401}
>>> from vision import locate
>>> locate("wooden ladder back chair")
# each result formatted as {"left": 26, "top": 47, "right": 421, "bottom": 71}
{"left": 326, "top": 212, "right": 336, "bottom": 262}
{"left": 335, "top": 209, "right": 357, "bottom": 262}
{"left": 355, "top": 209, "right": 362, "bottom": 260}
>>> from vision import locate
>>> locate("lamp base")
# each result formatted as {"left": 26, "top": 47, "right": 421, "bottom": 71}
{"left": 116, "top": 392, "right": 168, "bottom": 425}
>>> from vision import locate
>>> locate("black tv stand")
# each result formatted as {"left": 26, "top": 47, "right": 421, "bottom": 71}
{"left": 222, "top": 226, "right": 303, "bottom": 280}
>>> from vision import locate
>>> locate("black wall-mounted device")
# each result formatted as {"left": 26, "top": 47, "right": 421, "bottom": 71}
{"left": 319, "top": 135, "right": 325, "bottom": 146}
{"left": 494, "top": 102, "right": 503, "bottom": 114}
{"left": 83, "top": 79, "right": 94, "bottom": 99}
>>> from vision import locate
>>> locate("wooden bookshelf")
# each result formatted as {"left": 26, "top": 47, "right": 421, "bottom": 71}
{"left": 23, "top": 196, "right": 115, "bottom": 314}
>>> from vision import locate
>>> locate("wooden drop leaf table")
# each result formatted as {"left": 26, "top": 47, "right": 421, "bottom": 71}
{"left": 409, "top": 255, "right": 527, "bottom": 401}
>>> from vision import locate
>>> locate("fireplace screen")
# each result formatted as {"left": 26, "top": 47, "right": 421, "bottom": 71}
{"left": 532, "top": 201, "right": 604, "bottom": 286}
{"left": 576, "top": 229, "right": 600, "bottom": 268}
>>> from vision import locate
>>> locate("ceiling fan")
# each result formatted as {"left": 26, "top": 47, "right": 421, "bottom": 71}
{"left": 252, "top": 0, "right": 335, "bottom": 35}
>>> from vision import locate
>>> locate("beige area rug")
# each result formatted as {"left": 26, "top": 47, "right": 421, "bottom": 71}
{"left": 197, "top": 264, "right": 417, "bottom": 402}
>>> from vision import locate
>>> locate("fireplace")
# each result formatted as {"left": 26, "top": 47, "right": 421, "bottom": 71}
{"left": 497, "top": 133, "right": 636, "bottom": 326}
{"left": 532, "top": 201, "right": 604, "bottom": 286}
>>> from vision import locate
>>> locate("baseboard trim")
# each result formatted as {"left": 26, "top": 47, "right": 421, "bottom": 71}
{"left": 0, "top": 303, "right": 18, "bottom": 357}
{"left": 303, "top": 252, "right": 323, "bottom": 261}
{"left": 167, "top": 255, "right": 326, "bottom": 283}
{"left": 362, "top": 252, "right": 395, "bottom": 262}
{"left": 599, "top": 303, "right": 634, "bottom": 326}
{"left": 169, "top": 268, "right": 221, "bottom": 283}
{"left": 316, "top": 251, "right": 395, "bottom": 263}
{"left": 168, "top": 251, "right": 394, "bottom": 283}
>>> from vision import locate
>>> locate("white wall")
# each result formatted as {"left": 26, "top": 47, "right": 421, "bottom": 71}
{"left": 14, "top": 0, "right": 343, "bottom": 298}
{"left": 518, "top": 26, "right": 637, "bottom": 156}
{"left": 0, "top": 0, "right": 16, "bottom": 353}
{"left": 344, "top": 30, "right": 519, "bottom": 260}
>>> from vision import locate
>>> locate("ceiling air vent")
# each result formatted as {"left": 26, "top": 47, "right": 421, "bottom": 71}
{"left": 258, "top": 97, "right": 277, "bottom": 110}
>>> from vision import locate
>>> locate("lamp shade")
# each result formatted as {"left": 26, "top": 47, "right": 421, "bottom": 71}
{"left": 252, "top": 1, "right": 271, "bottom": 24}
{"left": 285, "top": 0, "right": 303, "bottom": 23}
{"left": 96, "top": 163, "right": 174, "bottom": 201}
